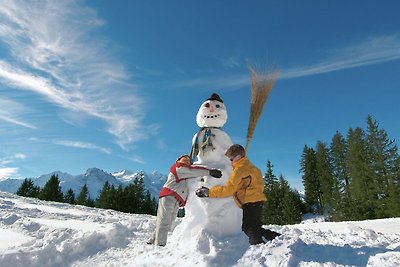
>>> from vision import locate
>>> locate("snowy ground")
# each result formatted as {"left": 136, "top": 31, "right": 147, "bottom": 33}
{"left": 0, "top": 192, "right": 399, "bottom": 267}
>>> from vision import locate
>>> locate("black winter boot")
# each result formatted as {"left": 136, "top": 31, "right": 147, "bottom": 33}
{"left": 261, "top": 228, "right": 281, "bottom": 241}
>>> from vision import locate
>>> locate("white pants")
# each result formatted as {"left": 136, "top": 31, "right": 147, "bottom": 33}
{"left": 149, "top": 196, "right": 180, "bottom": 246}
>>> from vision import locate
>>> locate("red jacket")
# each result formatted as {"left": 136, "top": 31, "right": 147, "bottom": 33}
{"left": 159, "top": 162, "right": 210, "bottom": 206}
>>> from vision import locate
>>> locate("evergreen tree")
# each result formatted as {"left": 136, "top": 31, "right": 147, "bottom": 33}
{"left": 123, "top": 183, "right": 136, "bottom": 213}
{"left": 262, "top": 161, "right": 281, "bottom": 223}
{"left": 315, "top": 141, "right": 340, "bottom": 218}
{"left": 115, "top": 185, "right": 125, "bottom": 212}
{"left": 86, "top": 197, "right": 95, "bottom": 207}
{"left": 330, "top": 131, "right": 351, "bottom": 220}
{"left": 143, "top": 190, "right": 157, "bottom": 215}
{"left": 109, "top": 185, "right": 117, "bottom": 210}
{"left": 16, "top": 178, "right": 40, "bottom": 198}
{"left": 39, "top": 174, "right": 64, "bottom": 202}
{"left": 300, "top": 145, "right": 322, "bottom": 213}
{"left": 365, "top": 115, "right": 400, "bottom": 218}
{"left": 279, "top": 175, "right": 303, "bottom": 224}
{"left": 96, "top": 181, "right": 112, "bottom": 209}
{"left": 262, "top": 162, "right": 304, "bottom": 225}
{"left": 347, "top": 127, "right": 376, "bottom": 220}
{"left": 264, "top": 160, "right": 278, "bottom": 191}
{"left": 64, "top": 188, "right": 76, "bottom": 204}
{"left": 133, "top": 174, "right": 146, "bottom": 213}
{"left": 76, "top": 184, "right": 89, "bottom": 206}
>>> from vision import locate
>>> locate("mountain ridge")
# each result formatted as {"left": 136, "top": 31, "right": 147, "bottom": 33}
{"left": 0, "top": 168, "right": 166, "bottom": 199}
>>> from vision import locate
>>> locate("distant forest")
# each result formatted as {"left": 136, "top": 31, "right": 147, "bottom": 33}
{"left": 16, "top": 174, "right": 157, "bottom": 215}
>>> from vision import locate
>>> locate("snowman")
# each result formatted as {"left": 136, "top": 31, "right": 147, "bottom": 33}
{"left": 173, "top": 93, "right": 243, "bottom": 246}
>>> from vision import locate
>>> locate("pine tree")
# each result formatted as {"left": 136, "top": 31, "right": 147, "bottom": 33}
{"left": 300, "top": 145, "right": 322, "bottom": 213}
{"left": 347, "top": 127, "right": 376, "bottom": 220}
{"left": 96, "top": 181, "right": 112, "bottom": 209}
{"left": 315, "top": 141, "right": 340, "bottom": 218}
{"left": 123, "top": 183, "right": 135, "bottom": 213}
{"left": 264, "top": 160, "right": 278, "bottom": 192}
{"left": 86, "top": 197, "right": 95, "bottom": 207}
{"left": 76, "top": 184, "right": 89, "bottom": 206}
{"left": 279, "top": 175, "right": 303, "bottom": 224}
{"left": 109, "top": 185, "right": 117, "bottom": 210}
{"left": 16, "top": 178, "right": 40, "bottom": 198}
{"left": 39, "top": 174, "right": 64, "bottom": 202}
{"left": 115, "top": 185, "right": 125, "bottom": 212}
{"left": 133, "top": 174, "right": 146, "bottom": 213}
{"left": 330, "top": 131, "right": 351, "bottom": 220}
{"left": 262, "top": 162, "right": 304, "bottom": 225}
{"left": 365, "top": 115, "right": 400, "bottom": 218}
{"left": 64, "top": 188, "right": 76, "bottom": 204}
{"left": 262, "top": 160, "right": 281, "bottom": 224}
{"left": 143, "top": 190, "right": 157, "bottom": 215}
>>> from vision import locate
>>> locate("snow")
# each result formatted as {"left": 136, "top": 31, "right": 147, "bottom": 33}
{"left": 1, "top": 192, "right": 400, "bottom": 266}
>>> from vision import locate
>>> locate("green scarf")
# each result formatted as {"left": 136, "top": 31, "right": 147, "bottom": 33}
{"left": 190, "top": 127, "right": 220, "bottom": 162}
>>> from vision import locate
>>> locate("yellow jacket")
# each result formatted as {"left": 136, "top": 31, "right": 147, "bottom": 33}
{"left": 209, "top": 157, "right": 267, "bottom": 208}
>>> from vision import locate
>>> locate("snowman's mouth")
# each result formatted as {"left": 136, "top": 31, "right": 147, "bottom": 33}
{"left": 204, "top": 114, "right": 221, "bottom": 119}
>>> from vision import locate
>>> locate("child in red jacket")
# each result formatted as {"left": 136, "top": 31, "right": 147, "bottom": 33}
{"left": 147, "top": 154, "right": 221, "bottom": 246}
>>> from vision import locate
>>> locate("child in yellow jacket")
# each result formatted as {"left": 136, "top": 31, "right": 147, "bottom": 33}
{"left": 195, "top": 144, "right": 280, "bottom": 245}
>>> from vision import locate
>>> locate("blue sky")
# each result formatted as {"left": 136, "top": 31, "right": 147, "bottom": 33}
{"left": 1, "top": 1, "right": 400, "bottom": 191}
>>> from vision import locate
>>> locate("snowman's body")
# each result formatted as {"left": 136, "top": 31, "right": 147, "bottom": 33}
{"left": 173, "top": 94, "right": 243, "bottom": 243}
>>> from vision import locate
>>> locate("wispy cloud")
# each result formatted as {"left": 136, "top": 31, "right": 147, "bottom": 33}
{"left": 14, "top": 153, "right": 26, "bottom": 159}
{"left": 0, "top": 98, "right": 37, "bottom": 129}
{"left": 0, "top": 153, "right": 26, "bottom": 166}
{"left": 175, "top": 35, "right": 400, "bottom": 89}
{"left": 217, "top": 56, "right": 241, "bottom": 69}
{"left": 0, "top": 167, "right": 18, "bottom": 179}
{"left": 52, "top": 140, "right": 112, "bottom": 155}
{"left": 127, "top": 155, "right": 146, "bottom": 164}
{"left": 0, "top": 0, "right": 150, "bottom": 149}
{"left": 281, "top": 35, "right": 400, "bottom": 79}
{"left": 0, "top": 114, "right": 37, "bottom": 129}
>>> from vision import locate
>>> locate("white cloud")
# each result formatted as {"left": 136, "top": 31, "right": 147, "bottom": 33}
{"left": 0, "top": 114, "right": 37, "bottom": 129}
{"left": 52, "top": 140, "right": 112, "bottom": 155}
{"left": 127, "top": 155, "right": 146, "bottom": 165}
{"left": 0, "top": 0, "right": 151, "bottom": 149}
{"left": 218, "top": 56, "right": 241, "bottom": 69}
{"left": 281, "top": 35, "right": 400, "bottom": 79}
{"left": 14, "top": 153, "right": 27, "bottom": 159}
{"left": 175, "top": 34, "right": 400, "bottom": 89}
{"left": 0, "top": 98, "right": 37, "bottom": 129}
{"left": 0, "top": 167, "right": 18, "bottom": 179}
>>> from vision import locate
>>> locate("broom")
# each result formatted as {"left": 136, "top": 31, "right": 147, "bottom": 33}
{"left": 245, "top": 66, "right": 279, "bottom": 152}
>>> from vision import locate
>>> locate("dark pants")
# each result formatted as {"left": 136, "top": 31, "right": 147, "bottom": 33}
{"left": 242, "top": 201, "right": 280, "bottom": 245}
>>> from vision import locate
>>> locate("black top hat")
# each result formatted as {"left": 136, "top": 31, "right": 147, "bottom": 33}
{"left": 207, "top": 93, "right": 223, "bottom": 103}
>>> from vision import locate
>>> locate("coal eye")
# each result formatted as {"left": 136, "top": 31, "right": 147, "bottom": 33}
{"left": 204, "top": 103, "right": 210, "bottom": 108}
{"left": 216, "top": 104, "right": 220, "bottom": 108}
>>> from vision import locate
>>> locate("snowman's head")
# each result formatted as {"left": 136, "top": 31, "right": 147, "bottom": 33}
{"left": 196, "top": 93, "right": 228, "bottom": 128}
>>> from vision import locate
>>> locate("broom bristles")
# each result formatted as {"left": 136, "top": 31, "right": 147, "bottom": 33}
{"left": 245, "top": 66, "right": 279, "bottom": 152}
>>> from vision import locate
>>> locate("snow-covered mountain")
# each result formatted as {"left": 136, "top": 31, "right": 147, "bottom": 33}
{"left": 112, "top": 169, "right": 165, "bottom": 197}
{"left": 1, "top": 191, "right": 399, "bottom": 266}
{"left": 0, "top": 168, "right": 166, "bottom": 199}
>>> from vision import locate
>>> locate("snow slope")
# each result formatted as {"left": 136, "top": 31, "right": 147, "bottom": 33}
{"left": 0, "top": 191, "right": 399, "bottom": 267}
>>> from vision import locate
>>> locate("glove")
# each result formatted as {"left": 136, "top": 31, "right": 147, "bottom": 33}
{"left": 195, "top": 186, "right": 209, "bottom": 198}
{"left": 209, "top": 169, "right": 222, "bottom": 178}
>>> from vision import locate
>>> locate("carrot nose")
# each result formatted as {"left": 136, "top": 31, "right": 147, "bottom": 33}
{"left": 210, "top": 105, "right": 215, "bottom": 112}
